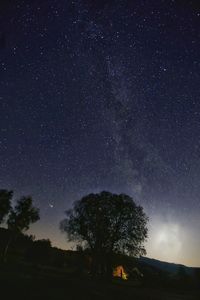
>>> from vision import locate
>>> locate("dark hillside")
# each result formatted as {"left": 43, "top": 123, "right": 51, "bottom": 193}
{"left": 0, "top": 228, "right": 199, "bottom": 299}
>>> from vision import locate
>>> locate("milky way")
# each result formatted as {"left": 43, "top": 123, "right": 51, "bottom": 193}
{"left": 0, "top": 1, "right": 200, "bottom": 266}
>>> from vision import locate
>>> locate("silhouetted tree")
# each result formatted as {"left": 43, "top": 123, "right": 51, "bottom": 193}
{"left": 7, "top": 196, "right": 40, "bottom": 232}
{"left": 60, "top": 191, "right": 148, "bottom": 277}
{"left": 0, "top": 189, "right": 13, "bottom": 224}
{"left": 3, "top": 196, "right": 40, "bottom": 261}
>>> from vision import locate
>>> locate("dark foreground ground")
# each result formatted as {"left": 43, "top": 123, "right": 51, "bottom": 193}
{"left": 0, "top": 230, "right": 199, "bottom": 299}
{"left": 1, "top": 278, "right": 199, "bottom": 300}
{"left": 0, "top": 256, "right": 199, "bottom": 300}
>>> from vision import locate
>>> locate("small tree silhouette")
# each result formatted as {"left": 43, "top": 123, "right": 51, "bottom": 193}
{"left": 0, "top": 189, "right": 13, "bottom": 224}
{"left": 3, "top": 196, "right": 40, "bottom": 261}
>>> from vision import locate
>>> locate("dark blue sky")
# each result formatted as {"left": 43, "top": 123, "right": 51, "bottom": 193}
{"left": 1, "top": 0, "right": 200, "bottom": 266}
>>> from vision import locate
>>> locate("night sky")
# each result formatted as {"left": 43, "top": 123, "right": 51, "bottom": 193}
{"left": 1, "top": 0, "right": 200, "bottom": 267}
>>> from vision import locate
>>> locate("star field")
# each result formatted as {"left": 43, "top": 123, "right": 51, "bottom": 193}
{"left": 0, "top": 0, "right": 200, "bottom": 266}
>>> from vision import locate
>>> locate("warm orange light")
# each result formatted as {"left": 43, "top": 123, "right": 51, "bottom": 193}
{"left": 113, "top": 265, "right": 128, "bottom": 280}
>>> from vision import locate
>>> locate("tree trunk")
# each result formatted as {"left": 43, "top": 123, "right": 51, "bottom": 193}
{"left": 2, "top": 235, "right": 13, "bottom": 262}
{"left": 91, "top": 252, "right": 113, "bottom": 280}
{"left": 105, "top": 253, "right": 113, "bottom": 280}
{"left": 2, "top": 232, "right": 18, "bottom": 262}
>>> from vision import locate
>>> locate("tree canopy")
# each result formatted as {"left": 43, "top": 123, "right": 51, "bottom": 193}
{"left": 60, "top": 191, "right": 148, "bottom": 257}
{"left": 7, "top": 196, "right": 40, "bottom": 233}
{"left": 0, "top": 189, "right": 13, "bottom": 224}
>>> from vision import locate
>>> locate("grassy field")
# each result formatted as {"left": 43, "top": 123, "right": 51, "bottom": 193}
{"left": 0, "top": 243, "right": 199, "bottom": 300}
{"left": 1, "top": 277, "right": 199, "bottom": 300}
{"left": 0, "top": 262, "right": 199, "bottom": 300}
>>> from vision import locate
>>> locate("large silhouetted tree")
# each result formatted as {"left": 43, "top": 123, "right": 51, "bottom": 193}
{"left": 0, "top": 189, "right": 13, "bottom": 224}
{"left": 60, "top": 191, "right": 148, "bottom": 277}
{"left": 3, "top": 196, "right": 40, "bottom": 261}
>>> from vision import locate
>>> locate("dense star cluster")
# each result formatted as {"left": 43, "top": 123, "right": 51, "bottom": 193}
{"left": 0, "top": 0, "right": 200, "bottom": 266}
